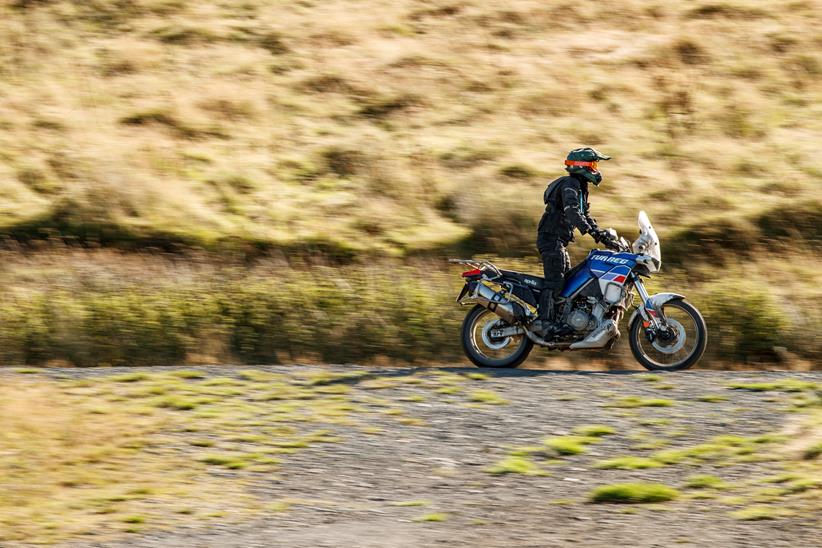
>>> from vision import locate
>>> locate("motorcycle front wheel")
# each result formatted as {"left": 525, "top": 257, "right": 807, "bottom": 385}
{"left": 461, "top": 305, "right": 533, "bottom": 368}
{"left": 629, "top": 299, "right": 707, "bottom": 371}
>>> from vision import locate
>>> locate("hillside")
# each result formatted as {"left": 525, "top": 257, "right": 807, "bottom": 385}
{"left": 0, "top": 0, "right": 820, "bottom": 368}
{"left": 1, "top": 0, "right": 819, "bottom": 255}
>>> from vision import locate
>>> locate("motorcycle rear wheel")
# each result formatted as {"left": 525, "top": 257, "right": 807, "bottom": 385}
{"left": 461, "top": 305, "right": 533, "bottom": 368}
{"left": 629, "top": 299, "right": 707, "bottom": 371}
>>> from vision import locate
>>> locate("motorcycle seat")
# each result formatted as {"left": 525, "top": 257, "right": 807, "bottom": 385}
{"left": 499, "top": 270, "right": 547, "bottom": 290}
{"left": 501, "top": 262, "right": 588, "bottom": 292}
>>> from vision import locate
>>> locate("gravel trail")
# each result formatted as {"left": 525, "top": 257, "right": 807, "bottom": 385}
{"left": 19, "top": 367, "right": 822, "bottom": 547}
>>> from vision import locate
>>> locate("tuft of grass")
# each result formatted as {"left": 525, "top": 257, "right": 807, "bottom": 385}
{"left": 469, "top": 390, "right": 508, "bottom": 405}
{"left": 608, "top": 396, "right": 674, "bottom": 408}
{"left": 727, "top": 380, "right": 817, "bottom": 393}
{"left": 544, "top": 436, "right": 598, "bottom": 456}
{"left": 391, "top": 500, "right": 431, "bottom": 507}
{"left": 594, "top": 457, "right": 663, "bottom": 470}
{"left": 573, "top": 424, "right": 616, "bottom": 437}
{"left": 169, "top": 370, "right": 207, "bottom": 380}
{"left": 729, "top": 506, "right": 787, "bottom": 521}
{"left": 589, "top": 483, "right": 680, "bottom": 504}
{"left": 684, "top": 474, "right": 726, "bottom": 489}
{"left": 802, "top": 442, "right": 822, "bottom": 460}
{"left": 465, "top": 373, "right": 489, "bottom": 380}
{"left": 415, "top": 513, "right": 448, "bottom": 522}
{"left": 698, "top": 394, "right": 729, "bottom": 403}
{"left": 637, "top": 374, "right": 662, "bottom": 382}
{"left": 485, "top": 455, "right": 546, "bottom": 476}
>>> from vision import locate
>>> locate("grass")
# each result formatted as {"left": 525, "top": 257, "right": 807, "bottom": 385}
{"left": 469, "top": 390, "right": 508, "bottom": 405}
{"left": 415, "top": 513, "right": 448, "bottom": 523}
{"left": 727, "top": 380, "right": 818, "bottom": 393}
{"left": 729, "top": 506, "right": 787, "bottom": 521}
{"left": 0, "top": 0, "right": 818, "bottom": 369}
{"left": 594, "top": 457, "right": 664, "bottom": 470}
{"left": 1, "top": 367, "right": 481, "bottom": 542}
{"left": 684, "top": 474, "right": 727, "bottom": 489}
{"left": 0, "top": 377, "right": 249, "bottom": 543}
{"left": 391, "top": 500, "right": 431, "bottom": 507}
{"left": 544, "top": 436, "right": 599, "bottom": 456}
{"left": 698, "top": 395, "right": 729, "bottom": 403}
{"left": 572, "top": 424, "right": 616, "bottom": 437}
{"left": 485, "top": 455, "right": 547, "bottom": 476}
{"left": 608, "top": 397, "right": 675, "bottom": 408}
{"left": 589, "top": 483, "right": 680, "bottom": 504}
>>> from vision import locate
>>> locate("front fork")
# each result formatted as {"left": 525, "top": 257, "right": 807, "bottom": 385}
{"left": 632, "top": 276, "right": 664, "bottom": 333}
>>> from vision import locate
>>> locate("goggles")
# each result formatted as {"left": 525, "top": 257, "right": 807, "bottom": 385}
{"left": 565, "top": 160, "right": 598, "bottom": 170}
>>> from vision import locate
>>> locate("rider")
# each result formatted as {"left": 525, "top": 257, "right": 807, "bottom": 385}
{"left": 532, "top": 147, "right": 620, "bottom": 337}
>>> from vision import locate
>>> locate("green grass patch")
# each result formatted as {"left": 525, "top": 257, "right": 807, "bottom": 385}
{"left": 594, "top": 457, "right": 663, "bottom": 470}
{"left": 544, "top": 436, "right": 598, "bottom": 456}
{"left": 391, "top": 500, "right": 431, "bottom": 507}
{"left": 729, "top": 506, "right": 790, "bottom": 521}
{"left": 469, "top": 390, "right": 508, "bottom": 405}
{"left": 698, "top": 394, "right": 729, "bottom": 402}
{"left": 684, "top": 474, "right": 727, "bottom": 489}
{"left": 485, "top": 455, "right": 547, "bottom": 476}
{"left": 415, "top": 513, "right": 448, "bottom": 522}
{"left": 608, "top": 396, "right": 674, "bottom": 408}
{"left": 803, "top": 442, "right": 822, "bottom": 460}
{"left": 589, "top": 483, "right": 680, "bottom": 504}
{"left": 572, "top": 424, "right": 616, "bottom": 437}
{"left": 727, "top": 380, "right": 817, "bottom": 392}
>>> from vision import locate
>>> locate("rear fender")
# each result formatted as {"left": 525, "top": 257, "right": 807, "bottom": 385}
{"left": 629, "top": 292, "right": 685, "bottom": 326}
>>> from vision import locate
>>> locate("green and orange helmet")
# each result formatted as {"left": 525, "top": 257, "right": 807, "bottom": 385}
{"left": 564, "top": 147, "right": 611, "bottom": 186}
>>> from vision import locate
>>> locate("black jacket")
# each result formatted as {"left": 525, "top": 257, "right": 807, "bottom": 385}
{"left": 536, "top": 174, "right": 599, "bottom": 249}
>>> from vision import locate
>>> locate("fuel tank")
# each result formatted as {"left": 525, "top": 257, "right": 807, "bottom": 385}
{"left": 560, "top": 250, "right": 639, "bottom": 299}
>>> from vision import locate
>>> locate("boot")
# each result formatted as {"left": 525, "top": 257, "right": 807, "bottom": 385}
{"left": 531, "top": 292, "right": 558, "bottom": 337}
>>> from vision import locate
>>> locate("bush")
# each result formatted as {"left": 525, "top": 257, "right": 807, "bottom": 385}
{"left": 701, "top": 281, "right": 789, "bottom": 360}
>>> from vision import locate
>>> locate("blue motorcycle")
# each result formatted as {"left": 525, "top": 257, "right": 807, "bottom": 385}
{"left": 452, "top": 212, "right": 707, "bottom": 371}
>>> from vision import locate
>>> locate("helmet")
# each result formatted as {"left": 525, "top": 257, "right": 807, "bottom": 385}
{"left": 564, "top": 147, "right": 611, "bottom": 186}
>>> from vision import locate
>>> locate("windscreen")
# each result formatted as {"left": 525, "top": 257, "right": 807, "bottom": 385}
{"left": 634, "top": 211, "right": 661, "bottom": 263}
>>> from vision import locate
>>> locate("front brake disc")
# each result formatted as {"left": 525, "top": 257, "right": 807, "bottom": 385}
{"left": 651, "top": 319, "right": 686, "bottom": 354}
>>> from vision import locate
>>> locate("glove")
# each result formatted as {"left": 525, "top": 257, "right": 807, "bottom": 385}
{"left": 591, "top": 229, "right": 608, "bottom": 244}
{"left": 593, "top": 229, "right": 620, "bottom": 250}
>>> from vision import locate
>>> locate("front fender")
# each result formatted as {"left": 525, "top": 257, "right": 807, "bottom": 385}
{"left": 629, "top": 292, "right": 685, "bottom": 325}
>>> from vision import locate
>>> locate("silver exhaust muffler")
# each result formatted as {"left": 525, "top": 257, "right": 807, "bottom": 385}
{"left": 472, "top": 281, "right": 531, "bottom": 324}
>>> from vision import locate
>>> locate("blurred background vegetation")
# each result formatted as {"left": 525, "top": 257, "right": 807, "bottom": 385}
{"left": 0, "top": 0, "right": 819, "bottom": 368}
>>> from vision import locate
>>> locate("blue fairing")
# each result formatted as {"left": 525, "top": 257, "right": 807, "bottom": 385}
{"left": 560, "top": 249, "right": 640, "bottom": 298}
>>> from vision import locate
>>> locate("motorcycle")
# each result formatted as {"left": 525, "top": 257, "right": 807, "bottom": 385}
{"left": 451, "top": 211, "right": 707, "bottom": 371}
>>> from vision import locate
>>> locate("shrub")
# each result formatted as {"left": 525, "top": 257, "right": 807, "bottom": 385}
{"left": 702, "top": 282, "right": 789, "bottom": 360}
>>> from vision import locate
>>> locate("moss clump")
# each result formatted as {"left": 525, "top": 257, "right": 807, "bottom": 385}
{"left": 590, "top": 483, "right": 680, "bottom": 504}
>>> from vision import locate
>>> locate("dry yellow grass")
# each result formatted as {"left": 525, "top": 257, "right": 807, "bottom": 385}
{"left": 0, "top": 0, "right": 819, "bottom": 254}
{"left": 0, "top": 376, "right": 254, "bottom": 542}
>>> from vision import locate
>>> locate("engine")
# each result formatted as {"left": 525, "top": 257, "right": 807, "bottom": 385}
{"left": 565, "top": 298, "right": 608, "bottom": 332}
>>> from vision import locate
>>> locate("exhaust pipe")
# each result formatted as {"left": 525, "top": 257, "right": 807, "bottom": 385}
{"left": 472, "top": 282, "right": 529, "bottom": 324}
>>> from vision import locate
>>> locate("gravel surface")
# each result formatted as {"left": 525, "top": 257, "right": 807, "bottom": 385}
{"left": 17, "top": 366, "right": 822, "bottom": 547}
